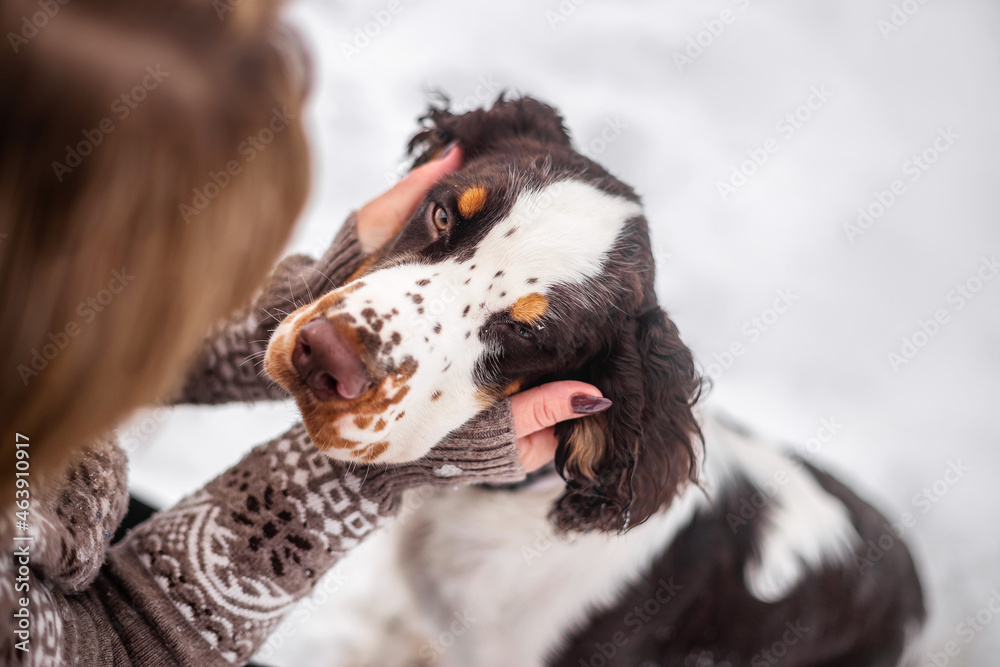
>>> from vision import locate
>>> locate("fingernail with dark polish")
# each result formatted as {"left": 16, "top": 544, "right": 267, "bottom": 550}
{"left": 437, "top": 140, "right": 459, "bottom": 160}
{"left": 571, "top": 394, "right": 612, "bottom": 415}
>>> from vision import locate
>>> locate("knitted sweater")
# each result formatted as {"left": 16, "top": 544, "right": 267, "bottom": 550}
{"left": 1, "top": 215, "right": 525, "bottom": 666}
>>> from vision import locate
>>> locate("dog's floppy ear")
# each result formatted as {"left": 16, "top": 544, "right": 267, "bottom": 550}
{"left": 407, "top": 94, "right": 572, "bottom": 167}
{"left": 552, "top": 306, "right": 703, "bottom": 533}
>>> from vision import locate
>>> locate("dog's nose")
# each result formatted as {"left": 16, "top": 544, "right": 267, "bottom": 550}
{"left": 292, "top": 318, "right": 372, "bottom": 401}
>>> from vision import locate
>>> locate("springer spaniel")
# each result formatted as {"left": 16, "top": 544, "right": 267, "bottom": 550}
{"left": 264, "top": 97, "right": 925, "bottom": 667}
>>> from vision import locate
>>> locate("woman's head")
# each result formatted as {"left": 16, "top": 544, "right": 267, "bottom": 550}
{"left": 0, "top": 0, "right": 311, "bottom": 488}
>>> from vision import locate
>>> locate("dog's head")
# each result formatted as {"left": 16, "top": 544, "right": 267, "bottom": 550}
{"left": 265, "top": 96, "right": 702, "bottom": 532}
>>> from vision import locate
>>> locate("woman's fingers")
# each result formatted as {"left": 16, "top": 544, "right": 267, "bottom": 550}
{"left": 516, "top": 426, "right": 559, "bottom": 473}
{"left": 356, "top": 143, "right": 464, "bottom": 252}
{"left": 509, "top": 381, "right": 610, "bottom": 472}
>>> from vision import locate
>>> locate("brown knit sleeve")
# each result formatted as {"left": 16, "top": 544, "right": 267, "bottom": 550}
{"left": 0, "top": 435, "right": 131, "bottom": 666}
{"left": 175, "top": 213, "right": 368, "bottom": 405}
{"left": 0, "top": 403, "right": 522, "bottom": 666}
{"left": 101, "top": 402, "right": 522, "bottom": 665}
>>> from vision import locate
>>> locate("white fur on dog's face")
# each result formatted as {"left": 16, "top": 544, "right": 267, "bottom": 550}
{"left": 265, "top": 179, "right": 641, "bottom": 463}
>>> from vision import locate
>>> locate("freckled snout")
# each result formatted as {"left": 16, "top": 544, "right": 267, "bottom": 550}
{"left": 292, "top": 318, "right": 372, "bottom": 401}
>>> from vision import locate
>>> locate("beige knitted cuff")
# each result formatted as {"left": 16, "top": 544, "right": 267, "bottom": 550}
{"left": 366, "top": 401, "right": 526, "bottom": 500}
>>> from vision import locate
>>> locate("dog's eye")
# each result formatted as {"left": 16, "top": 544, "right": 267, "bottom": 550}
{"left": 512, "top": 323, "right": 536, "bottom": 341}
{"left": 432, "top": 204, "right": 450, "bottom": 232}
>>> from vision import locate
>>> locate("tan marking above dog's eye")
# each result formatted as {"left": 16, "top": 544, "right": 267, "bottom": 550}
{"left": 458, "top": 186, "right": 488, "bottom": 218}
{"left": 433, "top": 204, "right": 449, "bottom": 231}
{"left": 510, "top": 292, "right": 548, "bottom": 324}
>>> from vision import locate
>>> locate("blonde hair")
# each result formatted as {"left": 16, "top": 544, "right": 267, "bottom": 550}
{"left": 0, "top": 0, "right": 311, "bottom": 493}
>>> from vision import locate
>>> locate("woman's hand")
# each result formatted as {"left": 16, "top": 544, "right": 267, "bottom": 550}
{"left": 510, "top": 382, "right": 611, "bottom": 472}
{"left": 355, "top": 142, "right": 464, "bottom": 252}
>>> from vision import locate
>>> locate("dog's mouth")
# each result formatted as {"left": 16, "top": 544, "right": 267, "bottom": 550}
{"left": 290, "top": 317, "right": 373, "bottom": 402}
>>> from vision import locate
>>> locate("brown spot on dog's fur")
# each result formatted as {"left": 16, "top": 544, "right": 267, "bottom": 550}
{"left": 309, "top": 429, "right": 363, "bottom": 453}
{"left": 358, "top": 441, "right": 389, "bottom": 462}
{"left": 395, "top": 411, "right": 405, "bottom": 421}
{"left": 502, "top": 380, "right": 522, "bottom": 397}
{"left": 361, "top": 308, "right": 384, "bottom": 332}
{"left": 433, "top": 323, "right": 442, "bottom": 334}
{"left": 527, "top": 277, "right": 538, "bottom": 284}
{"left": 565, "top": 413, "right": 608, "bottom": 480}
{"left": 458, "top": 186, "right": 488, "bottom": 218}
{"left": 354, "top": 415, "right": 373, "bottom": 430}
{"left": 430, "top": 390, "right": 442, "bottom": 401}
{"left": 346, "top": 249, "right": 381, "bottom": 282}
{"left": 410, "top": 293, "right": 423, "bottom": 304}
{"left": 474, "top": 385, "right": 502, "bottom": 409}
{"left": 510, "top": 292, "right": 548, "bottom": 324}
{"left": 416, "top": 279, "right": 430, "bottom": 286}
{"left": 310, "top": 280, "right": 366, "bottom": 316}
{"left": 373, "top": 418, "right": 387, "bottom": 432}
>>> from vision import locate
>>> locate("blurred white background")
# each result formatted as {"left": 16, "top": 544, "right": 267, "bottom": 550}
{"left": 125, "top": 0, "right": 1000, "bottom": 664}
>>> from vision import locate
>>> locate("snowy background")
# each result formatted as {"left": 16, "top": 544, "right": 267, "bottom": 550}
{"left": 125, "top": 0, "right": 1000, "bottom": 664}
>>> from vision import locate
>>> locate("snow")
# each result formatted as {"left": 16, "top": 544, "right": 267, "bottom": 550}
{"left": 125, "top": 0, "right": 1000, "bottom": 664}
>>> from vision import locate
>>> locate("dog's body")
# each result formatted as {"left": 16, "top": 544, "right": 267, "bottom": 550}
{"left": 265, "top": 97, "right": 924, "bottom": 666}
{"left": 380, "top": 412, "right": 923, "bottom": 667}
